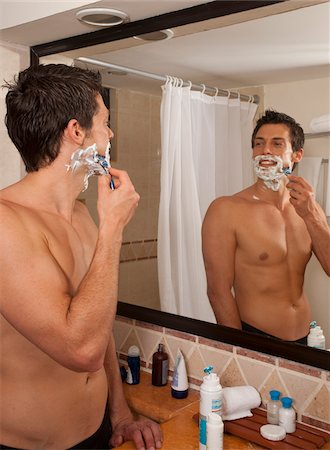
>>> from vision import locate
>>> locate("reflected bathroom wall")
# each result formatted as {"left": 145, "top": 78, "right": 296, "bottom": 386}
{"left": 80, "top": 87, "right": 162, "bottom": 311}
{"left": 264, "top": 77, "right": 330, "bottom": 345}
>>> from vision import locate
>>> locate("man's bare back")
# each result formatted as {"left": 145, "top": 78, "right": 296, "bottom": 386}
{"left": 1, "top": 63, "right": 162, "bottom": 450}
{"left": 0, "top": 188, "right": 108, "bottom": 448}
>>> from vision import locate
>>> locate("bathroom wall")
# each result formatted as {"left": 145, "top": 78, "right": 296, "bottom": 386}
{"left": 114, "top": 314, "right": 330, "bottom": 432}
{"left": 0, "top": 41, "right": 29, "bottom": 189}
{"left": 79, "top": 87, "right": 162, "bottom": 311}
{"left": 264, "top": 77, "right": 330, "bottom": 345}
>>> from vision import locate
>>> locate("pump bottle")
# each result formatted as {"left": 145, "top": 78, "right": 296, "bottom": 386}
{"left": 199, "top": 366, "right": 222, "bottom": 450}
{"left": 307, "top": 321, "right": 326, "bottom": 349}
{"left": 152, "top": 343, "right": 169, "bottom": 386}
{"left": 267, "top": 390, "right": 281, "bottom": 425}
{"left": 279, "top": 397, "right": 296, "bottom": 433}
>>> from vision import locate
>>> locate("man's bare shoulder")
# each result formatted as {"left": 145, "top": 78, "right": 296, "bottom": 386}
{"left": 206, "top": 188, "right": 255, "bottom": 214}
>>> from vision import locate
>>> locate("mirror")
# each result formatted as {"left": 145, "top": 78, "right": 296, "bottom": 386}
{"left": 31, "top": 0, "right": 329, "bottom": 369}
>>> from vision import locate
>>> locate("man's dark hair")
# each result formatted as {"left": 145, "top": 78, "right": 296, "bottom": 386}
{"left": 3, "top": 64, "right": 103, "bottom": 172}
{"left": 252, "top": 109, "right": 305, "bottom": 151}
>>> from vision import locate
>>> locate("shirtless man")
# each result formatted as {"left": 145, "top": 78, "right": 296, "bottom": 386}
{"left": 0, "top": 64, "right": 162, "bottom": 449}
{"left": 202, "top": 110, "right": 330, "bottom": 342}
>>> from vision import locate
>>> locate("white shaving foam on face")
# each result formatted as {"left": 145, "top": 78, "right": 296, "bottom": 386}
{"left": 253, "top": 155, "right": 289, "bottom": 191}
{"left": 66, "top": 142, "right": 111, "bottom": 192}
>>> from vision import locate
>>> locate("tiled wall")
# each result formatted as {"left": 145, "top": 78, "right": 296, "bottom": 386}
{"left": 79, "top": 87, "right": 162, "bottom": 310}
{"left": 114, "top": 315, "right": 330, "bottom": 433}
{"left": 115, "top": 88, "right": 161, "bottom": 310}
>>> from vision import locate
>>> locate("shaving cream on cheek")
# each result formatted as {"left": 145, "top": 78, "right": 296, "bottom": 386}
{"left": 66, "top": 142, "right": 111, "bottom": 192}
{"left": 253, "top": 155, "right": 291, "bottom": 191}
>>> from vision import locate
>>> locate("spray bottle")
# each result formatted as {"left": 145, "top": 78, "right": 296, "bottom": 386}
{"left": 199, "top": 366, "right": 222, "bottom": 450}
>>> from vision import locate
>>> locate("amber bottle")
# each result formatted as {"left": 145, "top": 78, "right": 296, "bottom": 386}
{"left": 152, "top": 343, "right": 169, "bottom": 386}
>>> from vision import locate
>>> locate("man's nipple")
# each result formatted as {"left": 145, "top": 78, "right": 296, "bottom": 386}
{"left": 259, "top": 252, "right": 269, "bottom": 261}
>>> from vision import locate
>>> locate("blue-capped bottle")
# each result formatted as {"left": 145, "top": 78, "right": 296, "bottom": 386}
{"left": 267, "top": 390, "right": 281, "bottom": 425}
{"left": 199, "top": 366, "right": 222, "bottom": 450}
{"left": 279, "top": 397, "right": 296, "bottom": 433}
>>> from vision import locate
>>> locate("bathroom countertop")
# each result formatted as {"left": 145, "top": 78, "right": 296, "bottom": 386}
{"left": 118, "top": 371, "right": 330, "bottom": 450}
{"left": 119, "top": 371, "right": 265, "bottom": 449}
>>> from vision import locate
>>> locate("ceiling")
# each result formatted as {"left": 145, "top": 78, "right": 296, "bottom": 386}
{"left": 1, "top": 0, "right": 329, "bottom": 93}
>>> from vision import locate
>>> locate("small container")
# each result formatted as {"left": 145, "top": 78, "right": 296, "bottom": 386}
{"left": 171, "top": 348, "right": 188, "bottom": 399}
{"left": 206, "top": 412, "right": 224, "bottom": 450}
{"left": 260, "top": 424, "right": 286, "bottom": 441}
{"left": 199, "top": 366, "right": 222, "bottom": 450}
{"left": 126, "top": 345, "right": 140, "bottom": 385}
{"left": 152, "top": 343, "right": 169, "bottom": 386}
{"left": 307, "top": 321, "right": 326, "bottom": 349}
{"left": 267, "top": 390, "right": 281, "bottom": 425}
{"left": 279, "top": 397, "right": 296, "bottom": 433}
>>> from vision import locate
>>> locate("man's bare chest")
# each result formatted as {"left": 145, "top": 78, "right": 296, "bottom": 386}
{"left": 235, "top": 204, "right": 312, "bottom": 266}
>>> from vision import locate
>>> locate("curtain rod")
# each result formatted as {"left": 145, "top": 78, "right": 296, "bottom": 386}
{"left": 76, "top": 57, "right": 259, "bottom": 104}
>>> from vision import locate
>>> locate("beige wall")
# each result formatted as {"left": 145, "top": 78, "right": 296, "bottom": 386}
{"left": 264, "top": 77, "right": 330, "bottom": 346}
{"left": 0, "top": 41, "right": 29, "bottom": 189}
{"left": 79, "top": 87, "right": 162, "bottom": 311}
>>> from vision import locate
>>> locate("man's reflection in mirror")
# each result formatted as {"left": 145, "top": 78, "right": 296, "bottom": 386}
{"left": 202, "top": 110, "right": 330, "bottom": 344}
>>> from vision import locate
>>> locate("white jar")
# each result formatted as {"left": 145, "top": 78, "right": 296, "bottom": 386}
{"left": 279, "top": 397, "right": 296, "bottom": 433}
{"left": 206, "top": 412, "right": 223, "bottom": 450}
{"left": 199, "top": 366, "right": 222, "bottom": 450}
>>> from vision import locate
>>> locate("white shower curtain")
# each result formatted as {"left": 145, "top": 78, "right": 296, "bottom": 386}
{"left": 158, "top": 80, "right": 257, "bottom": 322}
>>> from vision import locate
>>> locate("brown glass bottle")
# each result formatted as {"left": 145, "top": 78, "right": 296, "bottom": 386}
{"left": 152, "top": 343, "right": 169, "bottom": 386}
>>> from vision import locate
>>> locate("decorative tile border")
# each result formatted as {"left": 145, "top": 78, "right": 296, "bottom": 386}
{"left": 120, "top": 239, "right": 157, "bottom": 263}
{"left": 114, "top": 316, "right": 330, "bottom": 433}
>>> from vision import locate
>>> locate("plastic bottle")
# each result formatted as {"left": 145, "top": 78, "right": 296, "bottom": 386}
{"left": 267, "top": 390, "right": 281, "bottom": 425}
{"left": 199, "top": 366, "right": 222, "bottom": 450}
{"left": 171, "top": 348, "right": 188, "bottom": 399}
{"left": 307, "top": 321, "right": 326, "bottom": 349}
{"left": 279, "top": 397, "right": 296, "bottom": 433}
{"left": 126, "top": 345, "right": 140, "bottom": 385}
{"left": 152, "top": 343, "right": 169, "bottom": 386}
{"left": 206, "top": 412, "right": 224, "bottom": 450}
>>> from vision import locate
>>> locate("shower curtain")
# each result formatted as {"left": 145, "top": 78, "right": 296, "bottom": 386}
{"left": 158, "top": 79, "right": 258, "bottom": 322}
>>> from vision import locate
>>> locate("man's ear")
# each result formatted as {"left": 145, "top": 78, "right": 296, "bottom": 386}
{"left": 63, "top": 118, "right": 85, "bottom": 145}
{"left": 292, "top": 148, "right": 304, "bottom": 163}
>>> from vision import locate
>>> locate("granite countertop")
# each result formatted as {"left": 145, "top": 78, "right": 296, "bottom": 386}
{"left": 118, "top": 371, "right": 265, "bottom": 450}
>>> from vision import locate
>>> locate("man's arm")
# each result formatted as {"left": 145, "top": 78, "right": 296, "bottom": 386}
{"left": 287, "top": 175, "right": 330, "bottom": 276}
{"left": 202, "top": 197, "right": 242, "bottom": 328}
{"left": 105, "top": 335, "right": 163, "bottom": 450}
{"left": 0, "top": 170, "right": 139, "bottom": 372}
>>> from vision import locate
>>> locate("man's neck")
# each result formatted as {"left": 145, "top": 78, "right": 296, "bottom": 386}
{"left": 9, "top": 164, "right": 86, "bottom": 222}
{"left": 253, "top": 177, "right": 290, "bottom": 210}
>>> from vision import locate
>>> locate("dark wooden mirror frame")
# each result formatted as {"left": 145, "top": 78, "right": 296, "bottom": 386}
{"left": 29, "top": 0, "right": 329, "bottom": 370}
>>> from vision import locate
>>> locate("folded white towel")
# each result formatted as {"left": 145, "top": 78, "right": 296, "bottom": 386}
{"left": 298, "top": 157, "right": 322, "bottom": 193}
{"left": 310, "top": 115, "right": 330, "bottom": 133}
{"left": 222, "top": 385, "right": 261, "bottom": 421}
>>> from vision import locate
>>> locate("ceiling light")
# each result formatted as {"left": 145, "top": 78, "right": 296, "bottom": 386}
{"left": 76, "top": 8, "right": 129, "bottom": 27}
{"left": 134, "top": 29, "right": 174, "bottom": 42}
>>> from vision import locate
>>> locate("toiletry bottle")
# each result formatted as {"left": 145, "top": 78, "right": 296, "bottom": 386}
{"left": 267, "top": 390, "right": 281, "bottom": 425}
{"left": 126, "top": 345, "right": 140, "bottom": 385}
{"left": 307, "top": 321, "right": 326, "bottom": 349}
{"left": 152, "top": 343, "right": 169, "bottom": 386}
{"left": 171, "top": 348, "right": 188, "bottom": 398}
{"left": 279, "top": 397, "right": 296, "bottom": 433}
{"left": 199, "top": 366, "right": 222, "bottom": 450}
{"left": 206, "top": 412, "right": 224, "bottom": 450}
